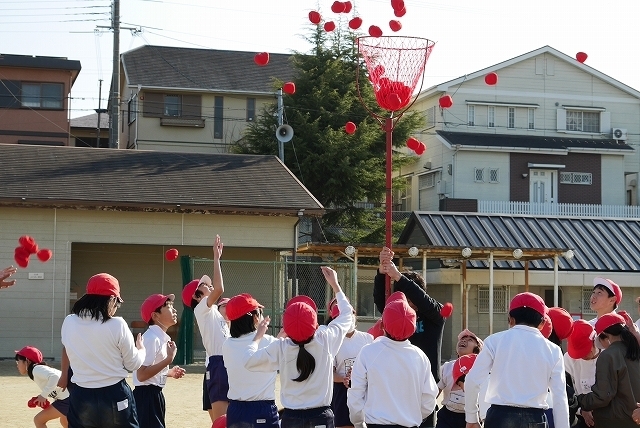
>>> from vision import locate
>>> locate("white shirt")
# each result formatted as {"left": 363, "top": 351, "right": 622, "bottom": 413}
{"left": 61, "top": 314, "right": 145, "bottom": 388}
{"left": 334, "top": 330, "right": 373, "bottom": 378}
{"left": 194, "top": 299, "right": 229, "bottom": 360}
{"left": 244, "top": 291, "right": 352, "bottom": 409}
{"left": 464, "top": 325, "right": 569, "bottom": 428}
{"left": 223, "top": 333, "right": 278, "bottom": 401}
{"left": 635, "top": 318, "right": 640, "bottom": 332}
{"left": 133, "top": 325, "right": 170, "bottom": 387}
{"left": 347, "top": 336, "right": 438, "bottom": 427}
{"left": 563, "top": 352, "right": 597, "bottom": 395}
{"left": 32, "top": 365, "right": 70, "bottom": 401}
{"left": 438, "top": 360, "right": 465, "bottom": 413}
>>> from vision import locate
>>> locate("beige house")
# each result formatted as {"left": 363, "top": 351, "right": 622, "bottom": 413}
{"left": 70, "top": 112, "right": 110, "bottom": 148}
{"left": 119, "top": 45, "right": 295, "bottom": 153}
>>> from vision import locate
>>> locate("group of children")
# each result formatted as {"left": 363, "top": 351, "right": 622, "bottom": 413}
{"left": 14, "top": 238, "right": 640, "bottom": 428}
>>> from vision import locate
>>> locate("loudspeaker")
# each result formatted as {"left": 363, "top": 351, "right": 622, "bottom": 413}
{"left": 276, "top": 124, "right": 294, "bottom": 143}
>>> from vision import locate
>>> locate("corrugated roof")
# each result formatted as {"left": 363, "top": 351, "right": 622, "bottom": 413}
{"left": 0, "top": 144, "right": 323, "bottom": 215}
{"left": 398, "top": 212, "right": 640, "bottom": 271}
{"left": 122, "top": 45, "right": 296, "bottom": 93}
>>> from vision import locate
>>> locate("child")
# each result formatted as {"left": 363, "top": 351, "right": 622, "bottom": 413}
{"left": 133, "top": 293, "right": 186, "bottom": 428}
{"left": 245, "top": 266, "right": 353, "bottom": 428}
{"left": 181, "top": 235, "right": 230, "bottom": 423}
{"left": 15, "top": 346, "right": 70, "bottom": 428}
{"left": 463, "top": 292, "right": 569, "bottom": 428}
{"left": 565, "top": 319, "right": 599, "bottom": 428}
{"left": 347, "top": 291, "right": 439, "bottom": 427}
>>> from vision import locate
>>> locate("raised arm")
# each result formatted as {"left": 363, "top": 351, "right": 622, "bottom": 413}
{"left": 373, "top": 248, "right": 394, "bottom": 313}
{"left": 0, "top": 265, "right": 17, "bottom": 289}
{"left": 384, "top": 260, "right": 443, "bottom": 322}
{"left": 207, "top": 234, "right": 224, "bottom": 307}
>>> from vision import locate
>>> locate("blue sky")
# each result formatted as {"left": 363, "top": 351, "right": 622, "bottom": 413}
{"left": 1, "top": 0, "right": 638, "bottom": 118}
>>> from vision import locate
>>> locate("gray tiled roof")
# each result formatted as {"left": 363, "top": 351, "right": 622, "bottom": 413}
{"left": 399, "top": 212, "right": 640, "bottom": 271}
{"left": 0, "top": 144, "right": 323, "bottom": 215}
{"left": 70, "top": 113, "right": 109, "bottom": 129}
{"left": 122, "top": 45, "right": 296, "bottom": 93}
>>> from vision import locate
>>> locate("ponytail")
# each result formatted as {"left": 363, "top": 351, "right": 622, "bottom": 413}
{"left": 291, "top": 337, "right": 316, "bottom": 382}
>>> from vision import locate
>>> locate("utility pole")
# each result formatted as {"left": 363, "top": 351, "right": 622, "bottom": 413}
{"left": 95, "top": 79, "right": 107, "bottom": 148}
{"left": 276, "top": 88, "right": 284, "bottom": 161}
{"left": 109, "top": 0, "right": 120, "bottom": 149}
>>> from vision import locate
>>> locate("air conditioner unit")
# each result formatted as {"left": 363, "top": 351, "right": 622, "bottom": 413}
{"left": 612, "top": 128, "right": 628, "bottom": 140}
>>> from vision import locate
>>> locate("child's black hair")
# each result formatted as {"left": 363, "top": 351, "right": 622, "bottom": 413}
{"left": 593, "top": 284, "right": 617, "bottom": 309}
{"left": 509, "top": 307, "right": 543, "bottom": 327}
{"left": 15, "top": 354, "right": 46, "bottom": 381}
{"left": 190, "top": 290, "right": 204, "bottom": 310}
{"left": 291, "top": 336, "right": 315, "bottom": 382}
{"left": 456, "top": 374, "right": 466, "bottom": 385}
{"left": 229, "top": 308, "right": 262, "bottom": 338}
{"left": 72, "top": 294, "right": 113, "bottom": 323}
{"left": 149, "top": 300, "right": 172, "bottom": 326}
{"left": 398, "top": 271, "right": 427, "bottom": 292}
{"left": 601, "top": 324, "right": 640, "bottom": 361}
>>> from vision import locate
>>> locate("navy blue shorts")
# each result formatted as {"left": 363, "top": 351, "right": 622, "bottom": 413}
{"left": 68, "top": 379, "right": 139, "bottom": 428}
{"left": 435, "top": 406, "right": 464, "bottom": 428}
{"left": 133, "top": 385, "right": 165, "bottom": 428}
{"left": 331, "top": 382, "right": 351, "bottom": 427}
{"left": 485, "top": 405, "right": 547, "bottom": 428}
{"left": 205, "top": 355, "right": 229, "bottom": 405}
{"left": 281, "top": 406, "right": 334, "bottom": 428}
{"left": 227, "top": 399, "right": 279, "bottom": 428}
{"left": 51, "top": 397, "right": 70, "bottom": 416}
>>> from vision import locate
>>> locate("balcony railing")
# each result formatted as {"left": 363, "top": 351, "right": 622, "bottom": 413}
{"left": 478, "top": 200, "right": 640, "bottom": 218}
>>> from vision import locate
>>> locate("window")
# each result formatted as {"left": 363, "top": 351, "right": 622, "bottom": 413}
{"left": 246, "top": 98, "right": 256, "bottom": 122}
{"left": 467, "top": 105, "right": 475, "bottom": 126}
{"left": 508, "top": 107, "right": 515, "bottom": 129}
{"left": 418, "top": 172, "right": 436, "bottom": 210}
{"left": 489, "top": 168, "right": 499, "bottom": 183}
{"left": 477, "top": 286, "right": 509, "bottom": 313}
{"left": 398, "top": 177, "right": 412, "bottom": 211}
{"left": 21, "top": 83, "right": 63, "bottom": 109}
{"left": 487, "top": 106, "right": 495, "bottom": 128}
{"left": 474, "top": 168, "right": 484, "bottom": 183}
{"left": 214, "top": 96, "right": 224, "bottom": 139}
{"left": 425, "top": 105, "right": 436, "bottom": 128}
{"left": 128, "top": 97, "right": 137, "bottom": 124}
{"left": 528, "top": 108, "right": 535, "bottom": 129}
{"left": 164, "top": 95, "right": 181, "bottom": 116}
{"left": 566, "top": 110, "right": 600, "bottom": 132}
{"left": 560, "top": 172, "right": 592, "bottom": 185}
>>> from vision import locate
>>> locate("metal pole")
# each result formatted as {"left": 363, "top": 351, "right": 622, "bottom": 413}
{"left": 277, "top": 88, "right": 284, "bottom": 161}
{"left": 109, "top": 0, "right": 120, "bottom": 149}
{"left": 96, "top": 79, "right": 103, "bottom": 148}
{"left": 384, "top": 117, "right": 393, "bottom": 300}
{"left": 554, "top": 255, "right": 559, "bottom": 306}
{"left": 489, "top": 251, "right": 494, "bottom": 334}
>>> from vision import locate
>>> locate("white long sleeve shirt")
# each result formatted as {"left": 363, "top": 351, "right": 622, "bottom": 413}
{"left": 194, "top": 300, "right": 229, "bottom": 360}
{"left": 244, "top": 291, "right": 352, "bottom": 409}
{"left": 438, "top": 360, "right": 465, "bottom": 413}
{"left": 61, "top": 314, "right": 145, "bottom": 388}
{"left": 347, "top": 336, "right": 438, "bottom": 427}
{"left": 224, "top": 333, "right": 278, "bottom": 401}
{"left": 133, "top": 325, "right": 170, "bottom": 387}
{"left": 334, "top": 330, "right": 373, "bottom": 378}
{"left": 464, "top": 325, "right": 569, "bottom": 428}
{"left": 32, "top": 365, "right": 69, "bottom": 401}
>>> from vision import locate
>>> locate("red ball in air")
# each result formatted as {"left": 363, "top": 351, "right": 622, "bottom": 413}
{"left": 283, "top": 82, "right": 296, "bottom": 95}
{"left": 331, "top": 1, "right": 345, "bottom": 13}
{"left": 308, "top": 11, "right": 321, "bottom": 24}
{"left": 440, "top": 302, "right": 454, "bottom": 318}
{"left": 439, "top": 95, "right": 453, "bottom": 109}
{"left": 415, "top": 142, "right": 426, "bottom": 155}
{"left": 19, "top": 235, "right": 38, "bottom": 254}
{"left": 14, "top": 246, "right": 30, "bottom": 268}
{"left": 576, "top": 52, "right": 588, "bottom": 63}
{"left": 36, "top": 249, "right": 52, "bottom": 262}
{"left": 324, "top": 21, "right": 336, "bottom": 32}
{"left": 406, "top": 137, "right": 420, "bottom": 150}
{"left": 389, "top": 20, "right": 402, "bottom": 32}
{"left": 385, "top": 92, "right": 402, "bottom": 111}
{"left": 345, "top": 122, "right": 357, "bottom": 134}
{"left": 165, "top": 248, "right": 179, "bottom": 262}
{"left": 348, "top": 17, "right": 363, "bottom": 30}
{"left": 368, "top": 25, "right": 383, "bottom": 38}
{"left": 343, "top": 1, "right": 353, "bottom": 13}
{"left": 254, "top": 52, "right": 269, "bottom": 66}
{"left": 484, "top": 72, "right": 498, "bottom": 85}
{"left": 391, "top": 0, "right": 405, "bottom": 11}
{"left": 394, "top": 7, "right": 406, "bottom": 17}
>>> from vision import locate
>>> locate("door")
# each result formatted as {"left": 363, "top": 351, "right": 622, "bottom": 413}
{"left": 530, "top": 169, "right": 556, "bottom": 204}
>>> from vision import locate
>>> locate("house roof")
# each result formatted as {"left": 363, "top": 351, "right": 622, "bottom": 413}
{"left": 398, "top": 212, "right": 640, "bottom": 271}
{"left": 437, "top": 131, "right": 633, "bottom": 153}
{"left": 0, "top": 54, "right": 81, "bottom": 85}
{"left": 0, "top": 144, "right": 323, "bottom": 216}
{"left": 70, "top": 113, "right": 109, "bottom": 130}
{"left": 121, "top": 45, "right": 296, "bottom": 94}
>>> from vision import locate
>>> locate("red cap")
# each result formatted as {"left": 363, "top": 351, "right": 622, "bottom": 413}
{"left": 217, "top": 297, "right": 230, "bottom": 307}
{"left": 86, "top": 273, "right": 122, "bottom": 302}
{"left": 567, "top": 319, "right": 596, "bottom": 359}
{"left": 509, "top": 292, "right": 547, "bottom": 316}
{"left": 141, "top": 293, "right": 175, "bottom": 323}
{"left": 283, "top": 301, "right": 318, "bottom": 342}
{"left": 15, "top": 346, "right": 43, "bottom": 364}
{"left": 540, "top": 314, "right": 553, "bottom": 338}
{"left": 181, "top": 275, "right": 211, "bottom": 307}
{"left": 386, "top": 291, "right": 406, "bottom": 305}
{"left": 595, "top": 313, "right": 625, "bottom": 335}
{"left": 547, "top": 307, "right": 574, "bottom": 340}
{"left": 593, "top": 277, "right": 622, "bottom": 305}
{"left": 453, "top": 354, "right": 477, "bottom": 384}
{"left": 330, "top": 303, "right": 340, "bottom": 319}
{"left": 367, "top": 318, "right": 384, "bottom": 339}
{"left": 226, "top": 293, "right": 264, "bottom": 321}
{"left": 382, "top": 293, "right": 416, "bottom": 341}
{"left": 287, "top": 295, "right": 317, "bottom": 312}
{"left": 212, "top": 414, "right": 227, "bottom": 428}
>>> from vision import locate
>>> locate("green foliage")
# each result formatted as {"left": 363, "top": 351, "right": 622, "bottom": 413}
{"left": 232, "top": 24, "right": 423, "bottom": 243}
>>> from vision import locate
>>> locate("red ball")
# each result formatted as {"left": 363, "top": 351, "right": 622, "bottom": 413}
{"left": 212, "top": 414, "right": 227, "bottom": 428}
{"left": 308, "top": 11, "right": 321, "bottom": 24}
{"left": 385, "top": 92, "right": 402, "bottom": 111}
{"left": 253, "top": 52, "right": 269, "bottom": 66}
{"left": 440, "top": 302, "right": 454, "bottom": 318}
{"left": 165, "top": 248, "right": 179, "bottom": 262}
{"left": 484, "top": 72, "right": 498, "bottom": 85}
{"left": 406, "top": 137, "right": 420, "bottom": 150}
{"left": 368, "top": 25, "right": 383, "bottom": 38}
{"left": 324, "top": 21, "right": 336, "bottom": 32}
{"left": 389, "top": 20, "right": 402, "bottom": 32}
{"left": 343, "top": 1, "right": 353, "bottom": 13}
{"left": 36, "top": 249, "right": 52, "bottom": 262}
{"left": 391, "top": 0, "right": 405, "bottom": 10}
{"left": 14, "top": 246, "right": 30, "bottom": 268}
{"left": 283, "top": 82, "right": 296, "bottom": 95}
{"left": 439, "top": 94, "right": 453, "bottom": 109}
{"left": 394, "top": 7, "right": 407, "bottom": 17}
{"left": 331, "top": 1, "right": 345, "bottom": 13}
{"left": 19, "top": 235, "right": 38, "bottom": 254}
{"left": 348, "top": 16, "right": 362, "bottom": 30}
{"left": 576, "top": 52, "right": 588, "bottom": 63}
{"left": 345, "top": 122, "right": 357, "bottom": 134}
{"left": 415, "top": 142, "right": 426, "bottom": 155}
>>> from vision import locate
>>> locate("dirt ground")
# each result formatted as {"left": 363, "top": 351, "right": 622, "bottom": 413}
{"left": 0, "top": 359, "right": 281, "bottom": 428}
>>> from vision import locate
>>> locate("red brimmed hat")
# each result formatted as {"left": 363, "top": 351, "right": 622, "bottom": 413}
{"left": 593, "top": 277, "right": 622, "bottom": 305}
{"left": 15, "top": 346, "right": 43, "bottom": 364}
{"left": 86, "top": 273, "right": 122, "bottom": 302}
{"left": 548, "top": 307, "right": 574, "bottom": 340}
{"left": 382, "top": 293, "right": 416, "bottom": 341}
{"left": 226, "top": 293, "right": 264, "bottom": 321}
{"left": 595, "top": 313, "right": 625, "bottom": 335}
{"left": 141, "top": 293, "right": 175, "bottom": 323}
{"left": 567, "top": 319, "right": 596, "bottom": 359}
{"left": 217, "top": 297, "right": 230, "bottom": 307}
{"left": 368, "top": 318, "right": 384, "bottom": 339}
{"left": 509, "top": 292, "right": 547, "bottom": 316}
{"left": 540, "top": 314, "right": 553, "bottom": 338}
{"left": 283, "top": 301, "right": 318, "bottom": 342}
{"left": 453, "top": 354, "right": 477, "bottom": 384}
{"left": 181, "top": 275, "right": 211, "bottom": 307}
{"left": 287, "top": 295, "right": 317, "bottom": 312}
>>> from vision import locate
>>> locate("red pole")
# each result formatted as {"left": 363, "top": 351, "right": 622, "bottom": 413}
{"left": 385, "top": 117, "right": 393, "bottom": 300}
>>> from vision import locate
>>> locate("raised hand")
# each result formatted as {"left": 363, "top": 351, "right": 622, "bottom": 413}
{"left": 213, "top": 234, "right": 223, "bottom": 260}
{"left": 0, "top": 265, "right": 17, "bottom": 289}
{"left": 166, "top": 340, "right": 177, "bottom": 361}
